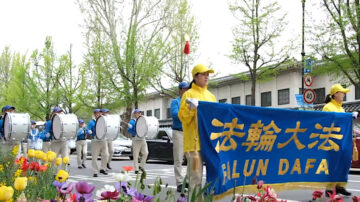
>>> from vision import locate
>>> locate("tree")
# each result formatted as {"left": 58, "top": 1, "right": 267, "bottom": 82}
{"left": 0, "top": 47, "right": 13, "bottom": 104}
{"left": 229, "top": 0, "right": 291, "bottom": 105}
{"left": 310, "top": 0, "right": 360, "bottom": 88}
{"left": 150, "top": 0, "right": 200, "bottom": 98}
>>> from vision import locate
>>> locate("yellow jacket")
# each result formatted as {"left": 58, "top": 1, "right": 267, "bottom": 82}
{"left": 178, "top": 83, "right": 216, "bottom": 152}
{"left": 322, "top": 99, "right": 344, "bottom": 112}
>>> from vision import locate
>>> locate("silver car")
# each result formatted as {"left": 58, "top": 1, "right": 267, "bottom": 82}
{"left": 86, "top": 134, "right": 132, "bottom": 159}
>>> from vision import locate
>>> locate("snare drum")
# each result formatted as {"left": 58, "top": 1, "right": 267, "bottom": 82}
{"left": 52, "top": 114, "right": 78, "bottom": 140}
{"left": 95, "top": 115, "right": 121, "bottom": 140}
{"left": 3, "top": 112, "right": 31, "bottom": 141}
{"left": 135, "top": 116, "right": 159, "bottom": 139}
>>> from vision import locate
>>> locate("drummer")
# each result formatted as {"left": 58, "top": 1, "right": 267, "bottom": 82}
{"left": 76, "top": 119, "right": 87, "bottom": 169}
{"left": 127, "top": 109, "right": 148, "bottom": 174}
{"left": 102, "top": 108, "right": 114, "bottom": 170}
{"left": 0, "top": 105, "right": 18, "bottom": 154}
{"left": 45, "top": 107, "right": 68, "bottom": 158}
{"left": 87, "top": 108, "right": 109, "bottom": 177}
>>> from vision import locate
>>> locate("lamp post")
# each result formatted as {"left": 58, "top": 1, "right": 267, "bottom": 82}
{"left": 301, "top": 0, "right": 305, "bottom": 95}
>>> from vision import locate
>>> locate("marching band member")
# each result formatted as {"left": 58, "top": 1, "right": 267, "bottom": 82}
{"left": 0, "top": 105, "right": 18, "bottom": 154}
{"left": 127, "top": 109, "right": 148, "bottom": 174}
{"left": 171, "top": 81, "right": 189, "bottom": 192}
{"left": 28, "top": 121, "right": 42, "bottom": 151}
{"left": 102, "top": 108, "right": 114, "bottom": 170}
{"left": 76, "top": 119, "right": 87, "bottom": 169}
{"left": 178, "top": 64, "right": 216, "bottom": 196}
{"left": 48, "top": 107, "right": 68, "bottom": 158}
{"left": 87, "top": 109, "right": 109, "bottom": 177}
{"left": 39, "top": 122, "right": 51, "bottom": 152}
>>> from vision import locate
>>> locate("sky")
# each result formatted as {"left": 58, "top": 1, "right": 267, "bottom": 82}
{"left": 0, "top": 0, "right": 320, "bottom": 77}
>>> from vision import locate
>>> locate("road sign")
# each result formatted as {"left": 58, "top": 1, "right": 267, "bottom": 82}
{"left": 304, "top": 74, "right": 313, "bottom": 87}
{"left": 303, "top": 89, "right": 316, "bottom": 104}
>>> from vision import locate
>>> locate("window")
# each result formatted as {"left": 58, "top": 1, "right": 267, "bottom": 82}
{"left": 154, "top": 108, "right": 160, "bottom": 119}
{"left": 278, "top": 89, "right": 290, "bottom": 105}
{"left": 231, "top": 96, "right": 240, "bottom": 105}
{"left": 219, "top": 99, "right": 227, "bottom": 103}
{"left": 314, "top": 88, "right": 325, "bottom": 104}
{"left": 261, "top": 91, "right": 272, "bottom": 107}
{"left": 246, "top": 95, "right": 252, "bottom": 105}
{"left": 166, "top": 108, "right": 171, "bottom": 119}
{"left": 356, "top": 85, "right": 360, "bottom": 100}
{"left": 146, "top": 110, "right": 152, "bottom": 116}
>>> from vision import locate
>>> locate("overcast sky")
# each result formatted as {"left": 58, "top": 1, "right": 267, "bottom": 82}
{"left": 0, "top": 0, "right": 320, "bottom": 77}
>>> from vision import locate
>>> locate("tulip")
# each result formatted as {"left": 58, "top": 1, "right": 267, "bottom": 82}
{"left": 29, "top": 161, "right": 40, "bottom": 171}
{"left": 38, "top": 165, "right": 48, "bottom": 172}
{"left": 14, "top": 177, "right": 28, "bottom": 191}
{"left": 46, "top": 151, "right": 57, "bottom": 162}
{"left": 122, "top": 166, "right": 134, "bottom": 172}
{"left": 63, "top": 157, "right": 69, "bottom": 165}
{"left": 75, "top": 181, "right": 95, "bottom": 195}
{"left": 57, "top": 182, "right": 74, "bottom": 194}
{"left": 312, "top": 190, "right": 324, "bottom": 200}
{"left": 353, "top": 196, "right": 360, "bottom": 202}
{"left": 55, "top": 157, "right": 62, "bottom": 166}
{"left": 113, "top": 173, "right": 132, "bottom": 182}
{"left": 99, "top": 190, "right": 119, "bottom": 200}
{"left": 0, "top": 186, "right": 14, "bottom": 201}
{"left": 56, "top": 170, "right": 69, "bottom": 183}
{"left": 177, "top": 194, "right": 187, "bottom": 202}
{"left": 12, "top": 145, "right": 19, "bottom": 155}
{"left": 28, "top": 149, "right": 35, "bottom": 158}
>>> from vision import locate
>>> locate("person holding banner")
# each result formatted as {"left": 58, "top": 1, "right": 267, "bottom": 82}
{"left": 178, "top": 64, "right": 216, "bottom": 196}
{"left": 87, "top": 109, "right": 109, "bottom": 177}
{"left": 127, "top": 109, "right": 148, "bottom": 174}
{"left": 322, "top": 84, "right": 352, "bottom": 196}
{"left": 102, "top": 108, "right": 113, "bottom": 170}
{"left": 171, "top": 81, "right": 189, "bottom": 192}
{"left": 76, "top": 119, "right": 87, "bottom": 169}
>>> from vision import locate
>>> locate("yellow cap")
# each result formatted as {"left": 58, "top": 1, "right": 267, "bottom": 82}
{"left": 191, "top": 64, "right": 214, "bottom": 77}
{"left": 330, "top": 84, "right": 350, "bottom": 95}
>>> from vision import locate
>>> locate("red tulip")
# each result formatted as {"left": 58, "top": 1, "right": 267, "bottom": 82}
{"left": 122, "top": 166, "right": 134, "bottom": 172}
{"left": 184, "top": 41, "right": 190, "bottom": 55}
{"left": 312, "top": 190, "right": 323, "bottom": 200}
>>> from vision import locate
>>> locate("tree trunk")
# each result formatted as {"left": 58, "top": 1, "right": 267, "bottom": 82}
{"left": 251, "top": 77, "right": 256, "bottom": 106}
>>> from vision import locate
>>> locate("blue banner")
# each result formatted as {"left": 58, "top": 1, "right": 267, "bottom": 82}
{"left": 197, "top": 101, "right": 352, "bottom": 198}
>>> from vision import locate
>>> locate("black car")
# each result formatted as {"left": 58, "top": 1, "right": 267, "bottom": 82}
{"left": 146, "top": 128, "right": 186, "bottom": 164}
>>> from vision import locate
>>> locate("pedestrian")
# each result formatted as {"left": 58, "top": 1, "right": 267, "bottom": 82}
{"left": 127, "top": 109, "right": 148, "bottom": 174}
{"left": 322, "top": 84, "right": 352, "bottom": 196}
{"left": 76, "top": 119, "right": 87, "bottom": 169}
{"left": 27, "top": 121, "right": 42, "bottom": 153}
{"left": 102, "top": 108, "right": 113, "bottom": 170}
{"left": 171, "top": 81, "right": 189, "bottom": 192}
{"left": 178, "top": 64, "right": 216, "bottom": 197}
{"left": 87, "top": 109, "right": 109, "bottom": 177}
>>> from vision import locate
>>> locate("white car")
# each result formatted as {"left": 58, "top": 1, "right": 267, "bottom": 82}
{"left": 86, "top": 134, "right": 132, "bottom": 159}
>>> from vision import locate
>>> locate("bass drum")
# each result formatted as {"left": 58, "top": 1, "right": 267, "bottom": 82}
{"left": 135, "top": 116, "right": 159, "bottom": 139}
{"left": 3, "top": 112, "right": 31, "bottom": 141}
{"left": 52, "top": 113, "right": 79, "bottom": 140}
{"left": 95, "top": 115, "right": 121, "bottom": 140}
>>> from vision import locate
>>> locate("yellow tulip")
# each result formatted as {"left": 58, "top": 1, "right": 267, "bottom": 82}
{"left": 12, "top": 145, "right": 19, "bottom": 155}
{"left": 14, "top": 177, "right": 27, "bottom": 191}
{"left": 55, "top": 170, "right": 69, "bottom": 183}
{"left": 46, "top": 151, "right": 57, "bottom": 162}
{"left": 42, "top": 155, "right": 48, "bottom": 162}
{"left": 27, "top": 149, "right": 35, "bottom": 158}
{"left": 55, "top": 158, "right": 62, "bottom": 166}
{"left": 0, "top": 186, "right": 14, "bottom": 201}
{"left": 35, "top": 150, "right": 41, "bottom": 159}
{"left": 63, "top": 157, "right": 69, "bottom": 165}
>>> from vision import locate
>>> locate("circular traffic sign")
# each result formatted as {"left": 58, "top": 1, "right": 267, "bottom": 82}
{"left": 303, "top": 89, "right": 316, "bottom": 104}
{"left": 304, "top": 74, "right": 313, "bottom": 87}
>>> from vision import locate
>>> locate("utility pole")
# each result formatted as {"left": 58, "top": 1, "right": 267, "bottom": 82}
{"left": 301, "top": 0, "right": 305, "bottom": 95}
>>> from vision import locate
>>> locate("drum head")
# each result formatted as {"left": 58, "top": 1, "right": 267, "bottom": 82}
{"left": 52, "top": 114, "right": 62, "bottom": 140}
{"left": 3, "top": 113, "right": 11, "bottom": 140}
{"left": 95, "top": 116, "right": 106, "bottom": 140}
{"left": 135, "top": 116, "right": 148, "bottom": 138}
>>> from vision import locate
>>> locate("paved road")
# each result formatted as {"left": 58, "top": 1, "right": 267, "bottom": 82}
{"left": 67, "top": 155, "right": 360, "bottom": 201}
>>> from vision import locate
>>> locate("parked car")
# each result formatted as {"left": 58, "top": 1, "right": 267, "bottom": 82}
{"left": 146, "top": 128, "right": 186, "bottom": 164}
{"left": 86, "top": 134, "right": 132, "bottom": 159}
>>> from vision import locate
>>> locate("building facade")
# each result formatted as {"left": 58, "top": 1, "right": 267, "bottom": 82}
{"left": 135, "top": 67, "right": 360, "bottom": 122}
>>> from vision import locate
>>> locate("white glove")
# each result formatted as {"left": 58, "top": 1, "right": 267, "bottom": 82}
{"left": 45, "top": 133, "right": 50, "bottom": 138}
{"left": 87, "top": 130, "right": 92, "bottom": 135}
{"left": 353, "top": 112, "right": 358, "bottom": 119}
{"left": 127, "top": 123, "right": 133, "bottom": 129}
{"left": 186, "top": 98, "right": 199, "bottom": 109}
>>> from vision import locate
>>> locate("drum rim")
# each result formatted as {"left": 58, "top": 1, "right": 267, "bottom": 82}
{"left": 135, "top": 115, "right": 148, "bottom": 137}
{"left": 51, "top": 114, "right": 63, "bottom": 140}
{"left": 96, "top": 115, "right": 122, "bottom": 140}
{"left": 3, "top": 112, "right": 31, "bottom": 141}
{"left": 95, "top": 115, "right": 106, "bottom": 140}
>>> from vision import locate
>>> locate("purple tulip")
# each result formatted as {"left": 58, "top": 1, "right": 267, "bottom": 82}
{"left": 52, "top": 180, "right": 64, "bottom": 188}
{"left": 57, "top": 182, "right": 74, "bottom": 194}
{"left": 177, "top": 194, "right": 187, "bottom": 202}
{"left": 76, "top": 181, "right": 95, "bottom": 194}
